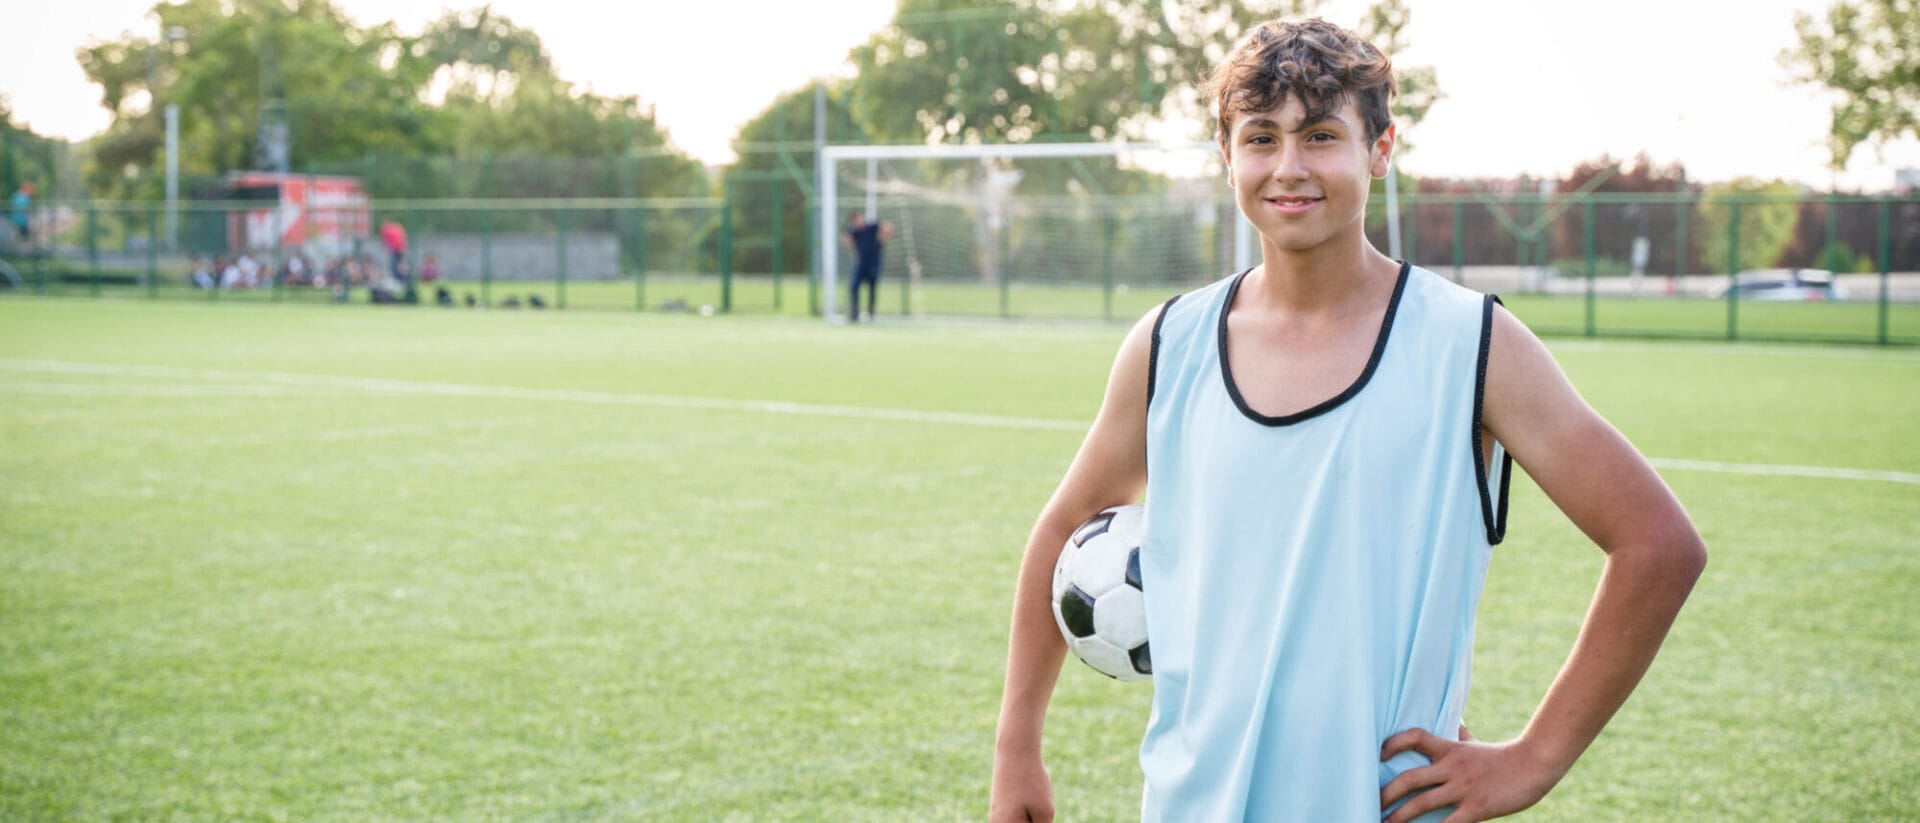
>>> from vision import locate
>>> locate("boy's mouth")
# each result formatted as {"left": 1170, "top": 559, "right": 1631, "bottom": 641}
{"left": 1265, "top": 195, "right": 1323, "bottom": 215}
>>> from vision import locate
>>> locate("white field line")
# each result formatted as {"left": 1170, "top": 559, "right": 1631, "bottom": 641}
{"left": 4, "top": 358, "right": 1915, "bottom": 486}
{"left": 0, "top": 358, "right": 1086, "bottom": 433}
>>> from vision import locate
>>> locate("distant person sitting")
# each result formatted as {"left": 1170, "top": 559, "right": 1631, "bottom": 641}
{"left": 189, "top": 254, "right": 215, "bottom": 289}
{"left": 843, "top": 211, "right": 891, "bottom": 323}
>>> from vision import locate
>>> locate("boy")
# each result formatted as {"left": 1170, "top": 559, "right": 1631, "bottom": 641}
{"left": 989, "top": 18, "right": 1705, "bottom": 823}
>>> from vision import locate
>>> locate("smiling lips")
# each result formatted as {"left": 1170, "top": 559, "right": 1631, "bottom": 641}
{"left": 1264, "top": 194, "right": 1323, "bottom": 215}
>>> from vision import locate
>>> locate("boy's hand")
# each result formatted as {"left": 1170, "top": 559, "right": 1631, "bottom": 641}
{"left": 989, "top": 750, "right": 1054, "bottom": 823}
{"left": 1378, "top": 728, "right": 1565, "bottom": 823}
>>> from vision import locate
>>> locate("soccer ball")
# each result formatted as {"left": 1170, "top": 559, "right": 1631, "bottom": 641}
{"left": 1051, "top": 503, "right": 1150, "bottom": 682}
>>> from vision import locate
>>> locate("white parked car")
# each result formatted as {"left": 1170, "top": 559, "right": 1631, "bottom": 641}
{"left": 1723, "top": 269, "right": 1844, "bottom": 302}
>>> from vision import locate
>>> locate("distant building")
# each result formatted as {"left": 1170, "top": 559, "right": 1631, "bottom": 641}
{"left": 1897, "top": 168, "right": 1919, "bottom": 195}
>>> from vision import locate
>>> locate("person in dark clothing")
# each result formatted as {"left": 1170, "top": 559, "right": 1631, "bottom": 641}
{"left": 844, "top": 211, "right": 891, "bottom": 323}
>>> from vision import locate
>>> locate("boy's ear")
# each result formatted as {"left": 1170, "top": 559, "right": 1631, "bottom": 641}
{"left": 1218, "top": 137, "right": 1235, "bottom": 188}
{"left": 1370, "top": 123, "right": 1397, "bottom": 179}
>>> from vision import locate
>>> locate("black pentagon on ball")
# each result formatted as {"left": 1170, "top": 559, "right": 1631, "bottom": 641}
{"left": 1125, "top": 546, "right": 1142, "bottom": 590}
{"left": 1070, "top": 511, "right": 1115, "bottom": 547}
{"left": 1059, "top": 586, "right": 1098, "bottom": 638}
{"left": 1129, "top": 642, "right": 1152, "bottom": 675}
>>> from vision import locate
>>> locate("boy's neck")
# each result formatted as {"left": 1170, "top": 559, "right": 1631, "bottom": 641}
{"left": 1247, "top": 234, "right": 1400, "bottom": 314}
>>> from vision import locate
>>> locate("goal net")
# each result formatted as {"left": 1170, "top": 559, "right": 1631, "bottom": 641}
{"left": 817, "top": 141, "right": 1254, "bottom": 322}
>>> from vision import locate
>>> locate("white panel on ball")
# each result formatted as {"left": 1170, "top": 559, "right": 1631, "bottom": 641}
{"left": 1093, "top": 587, "right": 1149, "bottom": 649}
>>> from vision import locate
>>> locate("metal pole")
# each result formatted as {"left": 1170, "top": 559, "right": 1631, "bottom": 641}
{"left": 1725, "top": 201, "right": 1740, "bottom": 341}
{"left": 1451, "top": 200, "right": 1464, "bottom": 283}
{"left": 772, "top": 177, "right": 784, "bottom": 312}
{"left": 1384, "top": 164, "right": 1402, "bottom": 260}
{"left": 1878, "top": 198, "right": 1891, "bottom": 345}
{"left": 819, "top": 150, "right": 837, "bottom": 321}
{"left": 556, "top": 207, "right": 568, "bottom": 310}
{"left": 720, "top": 180, "right": 733, "bottom": 313}
{"left": 999, "top": 218, "right": 1011, "bottom": 319}
{"left": 1102, "top": 212, "right": 1116, "bottom": 321}
{"left": 1583, "top": 199, "right": 1596, "bottom": 337}
{"left": 146, "top": 205, "right": 159, "bottom": 298}
{"left": 87, "top": 203, "right": 100, "bottom": 297}
{"left": 481, "top": 207, "right": 493, "bottom": 307}
{"left": 634, "top": 205, "right": 647, "bottom": 312}
{"left": 164, "top": 104, "right": 180, "bottom": 252}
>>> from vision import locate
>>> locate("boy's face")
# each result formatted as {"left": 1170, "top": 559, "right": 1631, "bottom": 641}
{"left": 1220, "top": 96, "right": 1394, "bottom": 255}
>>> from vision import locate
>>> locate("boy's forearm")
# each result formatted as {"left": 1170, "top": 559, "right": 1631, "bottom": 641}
{"left": 996, "top": 528, "right": 1075, "bottom": 756}
{"left": 1519, "top": 536, "right": 1706, "bottom": 774}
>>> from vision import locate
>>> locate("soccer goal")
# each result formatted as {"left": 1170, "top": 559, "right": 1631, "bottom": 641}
{"left": 816, "top": 141, "right": 1256, "bottom": 322}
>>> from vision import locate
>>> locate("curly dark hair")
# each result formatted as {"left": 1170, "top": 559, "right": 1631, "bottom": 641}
{"left": 1205, "top": 18, "right": 1395, "bottom": 144}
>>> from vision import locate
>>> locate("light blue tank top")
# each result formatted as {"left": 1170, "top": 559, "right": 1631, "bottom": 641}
{"left": 1139, "top": 262, "right": 1511, "bottom": 822}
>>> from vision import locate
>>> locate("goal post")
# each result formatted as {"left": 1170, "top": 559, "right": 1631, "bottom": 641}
{"left": 816, "top": 141, "right": 1255, "bottom": 322}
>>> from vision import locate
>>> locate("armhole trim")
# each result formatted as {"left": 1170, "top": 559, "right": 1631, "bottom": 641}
{"left": 1147, "top": 293, "right": 1182, "bottom": 408}
{"left": 1474, "top": 294, "right": 1514, "bottom": 545}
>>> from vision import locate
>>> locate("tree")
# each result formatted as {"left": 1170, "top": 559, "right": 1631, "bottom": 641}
{"left": 1549, "top": 154, "right": 1692, "bottom": 274}
{"left": 1782, "top": 0, "right": 1920, "bottom": 171}
{"left": 0, "top": 99, "right": 65, "bottom": 205}
{"left": 1695, "top": 179, "right": 1803, "bottom": 273}
{"left": 75, "top": 0, "right": 704, "bottom": 201}
{"left": 77, "top": 0, "right": 438, "bottom": 199}
{"left": 846, "top": 0, "right": 1438, "bottom": 148}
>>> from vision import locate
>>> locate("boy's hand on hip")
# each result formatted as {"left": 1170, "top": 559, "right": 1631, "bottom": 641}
{"left": 1379, "top": 728, "right": 1563, "bottom": 823}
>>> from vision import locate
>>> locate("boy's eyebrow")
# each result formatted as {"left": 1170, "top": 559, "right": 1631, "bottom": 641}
{"left": 1238, "top": 113, "right": 1351, "bottom": 132}
{"left": 1292, "top": 113, "right": 1351, "bottom": 132}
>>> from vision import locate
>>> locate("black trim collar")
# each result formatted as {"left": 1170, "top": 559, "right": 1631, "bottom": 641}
{"left": 1217, "top": 260, "right": 1411, "bottom": 427}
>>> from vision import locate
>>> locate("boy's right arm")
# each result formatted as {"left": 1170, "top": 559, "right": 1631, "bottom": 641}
{"left": 990, "top": 306, "right": 1160, "bottom": 823}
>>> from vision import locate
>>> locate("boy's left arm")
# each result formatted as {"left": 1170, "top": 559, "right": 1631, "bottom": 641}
{"left": 1380, "top": 306, "right": 1707, "bottom": 823}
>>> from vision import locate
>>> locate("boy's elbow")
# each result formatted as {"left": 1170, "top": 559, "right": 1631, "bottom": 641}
{"left": 1649, "top": 518, "right": 1707, "bottom": 589}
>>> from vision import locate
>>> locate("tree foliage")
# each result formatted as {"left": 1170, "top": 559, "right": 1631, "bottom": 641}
{"left": 0, "top": 99, "right": 66, "bottom": 202}
{"left": 1696, "top": 179, "right": 1803, "bottom": 273}
{"left": 1783, "top": 0, "right": 1920, "bottom": 169}
{"left": 845, "top": 0, "right": 1438, "bottom": 147}
{"left": 75, "top": 0, "right": 703, "bottom": 200}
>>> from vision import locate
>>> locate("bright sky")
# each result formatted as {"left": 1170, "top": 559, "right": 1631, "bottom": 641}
{"left": 4, "top": 0, "right": 1916, "bottom": 190}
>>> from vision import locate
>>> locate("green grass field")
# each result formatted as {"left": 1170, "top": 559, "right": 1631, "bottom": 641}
{"left": 13, "top": 266, "right": 1920, "bottom": 344}
{"left": 2, "top": 297, "right": 1916, "bottom": 820}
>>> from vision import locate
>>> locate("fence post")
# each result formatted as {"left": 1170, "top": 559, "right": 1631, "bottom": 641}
{"left": 1102, "top": 212, "right": 1116, "bottom": 322}
{"left": 1451, "top": 200, "right": 1464, "bottom": 283}
{"left": 271, "top": 201, "right": 284, "bottom": 302}
{"left": 481, "top": 206, "right": 493, "bottom": 307}
{"left": 1675, "top": 192, "right": 1690, "bottom": 283}
{"left": 87, "top": 202, "right": 100, "bottom": 297}
{"left": 1583, "top": 198, "right": 1596, "bottom": 337}
{"left": 1404, "top": 199, "right": 1418, "bottom": 266}
{"left": 999, "top": 218, "right": 1011, "bottom": 319}
{"left": 1879, "top": 197, "right": 1891, "bottom": 345}
{"left": 147, "top": 205, "right": 159, "bottom": 299}
{"left": 1725, "top": 200, "right": 1741, "bottom": 341}
{"left": 720, "top": 181, "right": 734, "bottom": 314}
{"left": 407, "top": 204, "right": 419, "bottom": 298}
{"left": 806, "top": 201, "right": 819, "bottom": 317}
{"left": 633, "top": 205, "right": 648, "bottom": 312}
{"left": 556, "top": 207, "right": 569, "bottom": 310}
{"left": 772, "top": 181, "right": 785, "bottom": 312}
